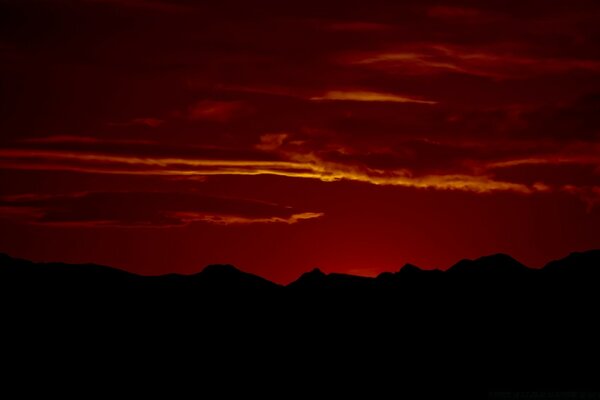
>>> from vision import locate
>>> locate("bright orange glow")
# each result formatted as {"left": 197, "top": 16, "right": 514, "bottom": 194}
{"left": 311, "top": 90, "right": 437, "bottom": 104}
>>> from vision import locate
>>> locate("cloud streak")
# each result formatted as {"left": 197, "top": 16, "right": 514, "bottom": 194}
{"left": 344, "top": 44, "right": 600, "bottom": 79}
{"left": 187, "top": 101, "right": 246, "bottom": 122}
{"left": 0, "top": 192, "right": 323, "bottom": 227}
{"left": 0, "top": 147, "right": 534, "bottom": 193}
{"left": 310, "top": 90, "right": 437, "bottom": 104}
{"left": 486, "top": 155, "right": 600, "bottom": 169}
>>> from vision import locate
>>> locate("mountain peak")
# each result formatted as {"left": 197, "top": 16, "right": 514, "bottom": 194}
{"left": 195, "top": 264, "right": 280, "bottom": 291}
{"left": 449, "top": 253, "right": 526, "bottom": 273}
{"left": 201, "top": 264, "right": 241, "bottom": 275}
{"left": 544, "top": 249, "right": 600, "bottom": 273}
{"left": 399, "top": 263, "right": 422, "bottom": 274}
{"left": 478, "top": 253, "right": 521, "bottom": 263}
{"left": 287, "top": 268, "right": 327, "bottom": 288}
{"left": 298, "top": 268, "right": 327, "bottom": 280}
{"left": 308, "top": 268, "right": 325, "bottom": 276}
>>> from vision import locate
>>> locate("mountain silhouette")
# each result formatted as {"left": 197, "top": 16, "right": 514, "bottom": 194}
{"left": 2, "top": 250, "right": 600, "bottom": 293}
{"left": 447, "top": 253, "right": 528, "bottom": 274}
{"left": 287, "top": 267, "right": 327, "bottom": 288}
{"left": 2, "top": 249, "right": 600, "bottom": 391}
{"left": 543, "top": 249, "right": 600, "bottom": 275}
{"left": 195, "top": 264, "right": 281, "bottom": 291}
{"left": 287, "top": 268, "right": 374, "bottom": 291}
{"left": 398, "top": 263, "right": 424, "bottom": 274}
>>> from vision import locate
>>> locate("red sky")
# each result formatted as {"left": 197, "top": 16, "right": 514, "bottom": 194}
{"left": 1, "top": 0, "right": 599, "bottom": 283}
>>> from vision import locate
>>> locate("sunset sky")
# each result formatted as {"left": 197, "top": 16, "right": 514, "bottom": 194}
{"left": 1, "top": 0, "right": 599, "bottom": 282}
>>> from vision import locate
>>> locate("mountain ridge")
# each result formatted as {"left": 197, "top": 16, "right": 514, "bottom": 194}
{"left": 3, "top": 249, "right": 600, "bottom": 390}
{"left": 1, "top": 249, "right": 598, "bottom": 288}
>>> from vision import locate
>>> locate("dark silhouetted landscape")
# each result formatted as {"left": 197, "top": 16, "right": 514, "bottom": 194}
{"left": 2, "top": 250, "right": 600, "bottom": 393}
{"left": 3, "top": 250, "right": 599, "bottom": 299}
{"left": 3, "top": 0, "right": 600, "bottom": 396}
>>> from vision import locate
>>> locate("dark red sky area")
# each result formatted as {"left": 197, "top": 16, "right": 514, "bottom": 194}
{"left": 1, "top": 0, "right": 599, "bottom": 282}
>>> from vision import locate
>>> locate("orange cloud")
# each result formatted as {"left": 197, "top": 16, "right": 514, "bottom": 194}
{"left": 562, "top": 185, "right": 600, "bottom": 211}
{"left": 173, "top": 211, "right": 324, "bottom": 225}
{"left": 0, "top": 148, "right": 534, "bottom": 194}
{"left": 0, "top": 192, "right": 324, "bottom": 227}
{"left": 310, "top": 90, "right": 437, "bottom": 104}
{"left": 344, "top": 44, "right": 600, "bottom": 79}
{"left": 21, "top": 136, "right": 157, "bottom": 145}
{"left": 188, "top": 100, "right": 244, "bottom": 121}
{"left": 486, "top": 155, "right": 600, "bottom": 169}
{"left": 254, "top": 133, "right": 290, "bottom": 151}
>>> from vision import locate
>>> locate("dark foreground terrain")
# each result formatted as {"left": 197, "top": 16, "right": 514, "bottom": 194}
{"left": 2, "top": 250, "right": 600, "bottom": 395}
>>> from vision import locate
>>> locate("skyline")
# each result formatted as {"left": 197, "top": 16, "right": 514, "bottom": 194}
{"left": 1, "top": 0, "right": 599, "bottom": 283}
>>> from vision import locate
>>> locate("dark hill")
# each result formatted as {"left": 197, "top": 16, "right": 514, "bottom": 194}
{"left": 448, "top": 253, "right": 528, "bottom": 275}
{"left": 287, "top": 268, "right": 374, "bottom": 291}
{"left": 195, "top": 264, "right": 280, "bottom": 291}
{"left": 2, "top": 250, "right": 600, "bottom": 390}
{"left": 3, "top": 250, "right": 600, "bottom": 294}
{"left": 543, "top": 249, "right": 600, "bottom": 275}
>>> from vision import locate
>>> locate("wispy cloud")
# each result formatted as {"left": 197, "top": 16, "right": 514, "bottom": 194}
{"left": 426, "top": 6, "right": 486, "bottom": 19}
{"left": 324, "top": 21, "right": 394, "bottom": 32}
{"left": 310, "top": 90, "right": 437, "bottom": 104}
{"left": 108, "top": 118, "right": 164, "bottom": 128}
{"left": 0, "top": 192, "right": 324, "bottom": 227}
{"left": 20, "top": 136, "right": 158, "bottom": 145}
{"left": 85, "top": 0, "right": 192, "bottom": 12}
{"left": 562, "top": 185, "right": 600, "bottom": 211}
{"left": 486, "top": 155, "right": 600, "bottom": 169}
{"left": 0, "top": 148, "right": 534, "bottom": 194}
{"left": 187, "top": 100, "right": 245, "bottom": 122}
{"left": 343, "top": 44, "right": 600, "bottom": 79}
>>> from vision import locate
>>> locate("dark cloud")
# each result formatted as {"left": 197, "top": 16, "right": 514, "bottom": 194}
{"left": 186, "top": 100, "right": 247, "bottom": 122}
{"left": 0, "top": 0, "right": 599, "bottom": 198}
{"left": 0, "top": 192, "right": 323, "bottom": 227}
{"left": 517, "top": 92, "right": 600, "bottom": 141}
{"left": 491, "top": 163, "right": 600, "bottom": 188}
